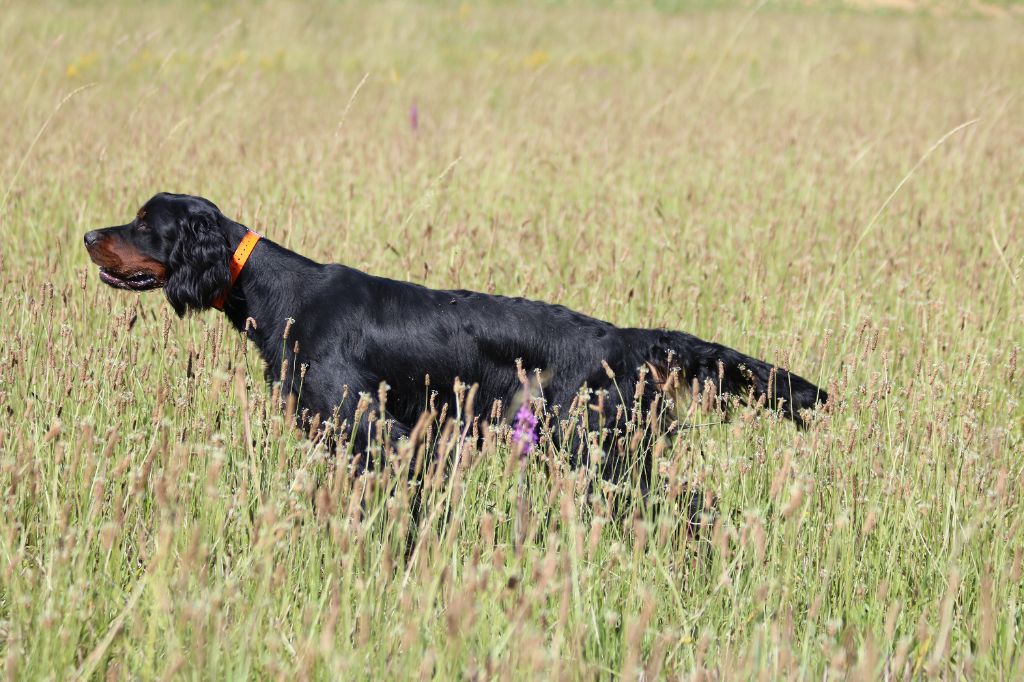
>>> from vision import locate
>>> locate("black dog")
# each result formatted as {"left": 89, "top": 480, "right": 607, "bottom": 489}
{"left": 85, "top": 193, "right": 827, "bottom": 474}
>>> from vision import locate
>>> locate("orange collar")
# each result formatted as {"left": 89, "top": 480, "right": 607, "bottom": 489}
{"left": 212, "top": 231, "right": 262, "bottom": 310}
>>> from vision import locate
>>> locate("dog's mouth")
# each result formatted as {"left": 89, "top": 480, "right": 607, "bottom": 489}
{"left": 99, "top": 268, "right": 164, "bottom": 291}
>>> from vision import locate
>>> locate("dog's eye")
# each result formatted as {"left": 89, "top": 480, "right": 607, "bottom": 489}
{"left": 137, "top": 221, "right": 149, "bottom": 231}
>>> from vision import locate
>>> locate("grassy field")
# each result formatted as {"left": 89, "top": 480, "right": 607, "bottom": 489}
{"left": 1, "top": 0, "right": 1022, "bottom": 678}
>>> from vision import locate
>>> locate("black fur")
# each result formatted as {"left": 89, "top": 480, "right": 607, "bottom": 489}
{"left": 85, "top": 193, "right": 829, "bottom": 463}
{"left": 165, "top": 202, "right": 232, "bottom": 316}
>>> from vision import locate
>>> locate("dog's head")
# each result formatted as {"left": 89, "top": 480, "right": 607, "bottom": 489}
{"left": 84, "top": 193, "right": 234, "bottom": 316}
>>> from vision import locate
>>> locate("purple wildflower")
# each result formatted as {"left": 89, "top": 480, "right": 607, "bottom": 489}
{"left": 512, "top": 403, "right": 538, "bottom": 454}
{"left": 409, "top": 102, "right": 419, "bottom": 131}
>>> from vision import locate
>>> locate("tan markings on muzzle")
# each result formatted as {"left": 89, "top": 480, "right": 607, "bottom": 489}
{"left": 86, "top": 234, "right": 168, "bottom": 279}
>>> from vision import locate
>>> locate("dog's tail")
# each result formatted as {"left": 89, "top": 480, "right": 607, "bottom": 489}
{"left": 645, "top": 330, "right": 827, "bottom": 426}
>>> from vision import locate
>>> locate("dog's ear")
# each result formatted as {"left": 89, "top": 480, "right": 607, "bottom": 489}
{"left": 163, "top": 207, "right": 231, "bottom": 317}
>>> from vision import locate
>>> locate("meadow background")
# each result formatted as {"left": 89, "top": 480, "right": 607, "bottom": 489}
{"left": 1, "top": 0, "right": 1022, "bottom": 678}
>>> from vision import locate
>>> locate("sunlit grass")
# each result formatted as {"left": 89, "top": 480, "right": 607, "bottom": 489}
{"left": 0, "top": 1, "right": 1022, "bottom": 678}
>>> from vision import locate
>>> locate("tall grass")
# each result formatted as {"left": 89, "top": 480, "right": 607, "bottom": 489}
{"left": 0, "top": 1, "right": 1022, "bottom": 678}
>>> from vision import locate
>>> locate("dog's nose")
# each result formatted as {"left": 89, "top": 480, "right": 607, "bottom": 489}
{"left": 84, "top": 231, "right": 102, "bottom": 247}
